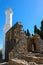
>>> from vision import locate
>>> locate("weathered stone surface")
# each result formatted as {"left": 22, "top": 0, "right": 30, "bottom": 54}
{"left": 9, "top": 58, "right": 43, "bottom": 65}
{"left": 5, "top": 22, "right": 27, "bottom": 61}
{"left": 5, "top": 22, "right": 43, "bottom": 65}
{"left": 27, "top": 34, "right": 43, "bottom": 53}
{"left": 9, "top": 58, "right": 28, "bottom": 65}
{"left": 5, "top": 22, "right": 29, "bottom": 61}
{"left": 29, "top": 62, "right": 38, "bottom": 65}
{"left": 9, "top": 50, "right": 43, "bottom": 64}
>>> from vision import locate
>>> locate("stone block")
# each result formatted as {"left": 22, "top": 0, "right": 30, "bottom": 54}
{"left": 28, "top": 62, "right": 38, "bottom": 65}
{"left": 9, "top": 58, "right": 28, "bottom": 65}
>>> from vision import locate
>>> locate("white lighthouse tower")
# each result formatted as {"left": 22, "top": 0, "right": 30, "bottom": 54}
{"left": 2, "top": 8, "right": 13, "bottom": 60}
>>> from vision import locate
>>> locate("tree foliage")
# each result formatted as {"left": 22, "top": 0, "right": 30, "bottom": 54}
{"left": 26, "top": 29, "right": 30, "bottom": 36}
{"left": 34, "top": 20, "right": 43, "bottom": 39}
{"left": 40, "top": 20, "right": 43, "bottom": 31}
{"left": 34, "top": 25, "right": 37, "bottom": 33}
{"left": 24, "top": 29, "right": 30, "bottom": 36}
{"left": 0, "top": 49, "right": 2, "bottom": 58}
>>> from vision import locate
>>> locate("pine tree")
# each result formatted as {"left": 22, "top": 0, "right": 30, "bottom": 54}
{"left": 34, "top": 20, "right": 43, "bottom": 39}
{"left": 40, "top": 20, "right": 43, "bottom": 31}
{"left": 26, "top": 29, "right": 30, "bottom": 36}
{"left": 34, "top": 25, "right": 37, "bottom": 33}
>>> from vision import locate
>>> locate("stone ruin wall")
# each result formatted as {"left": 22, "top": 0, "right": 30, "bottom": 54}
{"left": 5, "top": 22, "right": 43, "bottom": 62}
{"left": 9, "top": 33, "right": 43, "bottom": 65}
{"left": 5, "top": 22, "right": 28, "bottom": 61}
{"left": 27, "top": 34, "right": 43, "bottom": 53}
{"left": 9, "top": 33, "right": 43, "bottom": 63}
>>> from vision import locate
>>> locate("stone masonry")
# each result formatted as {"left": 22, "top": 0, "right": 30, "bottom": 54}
{"left": 5, "top": 22, "right": 43, "bottom": 64}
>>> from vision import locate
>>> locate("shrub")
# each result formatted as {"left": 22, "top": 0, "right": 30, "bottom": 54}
{"left": 0, "top": 49, "right": 2, "bottom": 58}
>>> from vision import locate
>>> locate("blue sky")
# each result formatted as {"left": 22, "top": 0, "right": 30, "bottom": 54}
{"left": 0, "top": 0, "right": 43, "bottom": 48}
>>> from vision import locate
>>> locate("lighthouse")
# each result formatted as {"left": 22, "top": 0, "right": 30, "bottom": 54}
{"left": 2, "top": 8, "right": 13, "bottom": 60}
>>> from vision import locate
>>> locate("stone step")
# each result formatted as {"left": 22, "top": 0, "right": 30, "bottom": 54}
{"left": 9, "top": 58, "right": 28, "bottom": 65}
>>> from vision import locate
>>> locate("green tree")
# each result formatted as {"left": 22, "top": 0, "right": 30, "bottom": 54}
{"left": 40, "top": 20, "right": 43, "bottom": 31}
{"left": 0, "top": 49, "right": 2, "bottom": 58}
{"left": 40, "top": 31, "right": 43, "bottom": 39}
{"left": 34, "top": 20, "right": 43, "bottom": 39}
{"left": 40, "top": 20, "right": 43, "bottom": 39}
{"left": 34, "top": 25, "right": 37, "bottom": 33}
{"left": 26, "top": 29, "right": 30, "bottom": 36}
